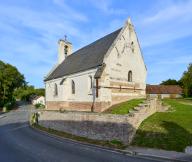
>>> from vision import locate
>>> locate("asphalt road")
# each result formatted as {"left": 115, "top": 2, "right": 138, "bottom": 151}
{"left": 0, "top": 103, "right": 159, "bottom": 162}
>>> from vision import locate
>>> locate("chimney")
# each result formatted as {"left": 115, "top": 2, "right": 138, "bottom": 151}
{"left": 58, "top": 37, "right": 72, "bottom": 64}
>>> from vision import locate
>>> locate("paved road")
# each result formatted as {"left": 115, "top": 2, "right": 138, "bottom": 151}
{"left": 0, "top": 104, "right": 159, "bottom": 162}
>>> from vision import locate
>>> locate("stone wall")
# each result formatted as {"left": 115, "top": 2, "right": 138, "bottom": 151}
{"left": 39, "top": 98, "right": 161, "bottom": 144}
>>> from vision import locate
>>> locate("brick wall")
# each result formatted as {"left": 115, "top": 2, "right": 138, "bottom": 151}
{"left": 46, "top": 101, "right": 111, "bottom": 112}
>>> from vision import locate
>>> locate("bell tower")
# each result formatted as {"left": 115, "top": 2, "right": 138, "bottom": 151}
{"left": 58, "top": 35, "right": 72, "bottom": 64}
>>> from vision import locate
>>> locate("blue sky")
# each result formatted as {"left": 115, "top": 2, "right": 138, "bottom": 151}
{"left": 0, "top": 0, "right": 192, "bottom": 88}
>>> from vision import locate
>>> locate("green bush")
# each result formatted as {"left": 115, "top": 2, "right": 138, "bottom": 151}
{"left": 14, "top": 86, "right": 45, "bottom": 101}
{"left": 4, "top": 102, "right": 11, "bottom": 109}
{"left": 3, "top": 103, "right": 11, "bottom": 112}
{"left": 35, "top": 103, "right": 45, "bottom": 109}
{"left": 2, "top": 107, "right": 8, "bottom": 112}
{"left": 30, "top": 113, "right": 39, "bottom": 125}
{"left": 110, "top": 139, "right": 123, "bottom": 146}
{"left": 2, "top": 98, "right": 16, "bottom": 112}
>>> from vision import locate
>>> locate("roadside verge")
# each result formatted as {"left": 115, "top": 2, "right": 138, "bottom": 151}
{"left": 30, "top": 123, "right": 192, "bottom": 162}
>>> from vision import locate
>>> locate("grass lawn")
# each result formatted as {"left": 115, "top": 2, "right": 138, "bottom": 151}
{"left": 132, "top": 98, "right": 192, "bottom": 152}
{"left": 175, "top": 98, "right": 192, "bottom": 105}
{"left": 105, "top": 98, "right": 145, "bottom": 115}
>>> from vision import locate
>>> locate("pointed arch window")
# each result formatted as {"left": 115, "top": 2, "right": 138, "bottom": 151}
{"left": 128, "top": 70, "right": 132, "bottom": 82}
{"left": 54, "top": 83, "right": 58, "bottom": 96}
{"left": 71, "top": 80, "right": 75, "bottom": 94}
{"left": 89, "top": 76, "right": 93, "bottom": 90}
{"left": 131, "top": 41, "right": 134, "bottom": 53}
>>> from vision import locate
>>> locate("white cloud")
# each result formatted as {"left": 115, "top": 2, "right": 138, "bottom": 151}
{"left": 156, "top": 55, "right": 192, "bottom": 65}
{"left": 87, "top": 0, "right": 128, "bottom": 15}
{"left": 75, "top": 18, "right": 123, "bottom": 49}
{"left": 0, "top": 2, "right": 89, "bottom": 87}
{"left": 1, "top": 0, "right": 191, "bottom": 86}
{"left": 135, "top": 0, "right": 192, "bottom": 47}
{"left": 0, "top": 4, "right": 86, "bottom": 38}
{"left": 143, "top": 2, "right": 192, "bottom": 24}
{"left": 0, "top": 1, "right": 125, "bottom": 87}
{"left": 52, "top": 0, "right": 88, "bottom": 22}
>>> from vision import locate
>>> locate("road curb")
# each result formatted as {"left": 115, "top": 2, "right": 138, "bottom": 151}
{"left": 0, "top": 115, "right": 6, "bottom": 119}
{"left": 29, "top": 124, "right": 191, "bottom": 162}
{"left": 126, "top": 151, "right": 191, "bottom": 162}
{"left": 29, "top": 124, "right": 127, "bottom": 153}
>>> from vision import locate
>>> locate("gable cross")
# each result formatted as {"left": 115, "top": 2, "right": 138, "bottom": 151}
{"left": 64, "top": 35, "right": 67, "bottom": 41}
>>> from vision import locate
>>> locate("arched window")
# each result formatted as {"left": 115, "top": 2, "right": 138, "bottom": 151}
{"left": 131, "top": 41, "right": 134, "bottom": 53}
{"left": 89, "top": 76, "right": 93, "bottom": 90}
{"left": 54, "top": 83, "right": 58, "bottom": 96}
{"left": 64, "top": 45, "right": 68, "bottom": 55}
{"left": 128, "top": 71, "right": 132, "bottom": 82}
{"left": 71, "top": 80, "right": 75, "bottom": 94}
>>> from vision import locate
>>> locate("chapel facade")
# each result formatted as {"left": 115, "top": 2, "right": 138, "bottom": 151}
{"left": 45, "top": 18, "right": 147, "bottom": 112}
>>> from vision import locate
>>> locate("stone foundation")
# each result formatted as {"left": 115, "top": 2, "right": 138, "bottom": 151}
{"left": 39, "top": 98, "right": 162, "bottom": 144}
{"left": 46, "top": 101, "right": 111, "bottom": 112}
{"left": 46, "top": 95, "right": 145, "bottom": 112}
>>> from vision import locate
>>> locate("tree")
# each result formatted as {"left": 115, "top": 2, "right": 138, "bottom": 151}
{"left": 160, "top": 79, "right": 179, "bottom": 85}
{"left": 0, "top": 60, "right": 25, "bottom": 107}
{"left": 14, "top": 86, "right": 45, "bottom": 101}
{"left": 14, "top": 85, "right": 35, "bottom": 101}
{"left": 180, "top": 63, "right": 192, "bottom": 97}
{"left": 35, "top": 88, "right": 45, "bottom": 96}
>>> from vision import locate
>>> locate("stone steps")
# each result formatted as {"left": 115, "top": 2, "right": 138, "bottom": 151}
{"left": 129, "top": 102, "right": 151, "bottom": 116}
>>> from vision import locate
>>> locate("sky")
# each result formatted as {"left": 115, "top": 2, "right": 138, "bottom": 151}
{"left": 0, "top": 0, "right": 192, "bottom": 88}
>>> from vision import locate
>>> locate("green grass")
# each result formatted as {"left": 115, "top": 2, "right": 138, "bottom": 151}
{"left": 32, "top": 124, "right": 126, "bottom": 149}
{"left": 105, "top": 98, "right": 145, "bottom": 115}
{"left": 132, "top": 98, "right": 192, "bottom": 152}
{"left": 35, "top": 103, "right": 45, "bottom": 109}
{"left": 175, "top": 98, "right": 192, "bottom": 105}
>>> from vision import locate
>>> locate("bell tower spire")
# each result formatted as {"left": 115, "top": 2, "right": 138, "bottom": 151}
{"left": 58, "top": 35, "right": 73, "bottom": 64}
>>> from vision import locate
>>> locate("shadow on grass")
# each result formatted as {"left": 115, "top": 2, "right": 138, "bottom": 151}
{"left": 132, "top": 121, "right": 192, "bottom": 152}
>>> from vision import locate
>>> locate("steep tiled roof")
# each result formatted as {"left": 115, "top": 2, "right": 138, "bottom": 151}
{"left": 45, "top": 28, "right": 122, "bottom": 81}
{"left": 146, "top": 85, "right": 183, "bottom": 94}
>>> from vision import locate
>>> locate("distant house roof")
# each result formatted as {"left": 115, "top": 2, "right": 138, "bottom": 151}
{"left": 32, "top": 96, "right": 44, "bottom": 101}
{"left": 45, "top": 28, "right": 122, "bottom": 81}
{"left": 29, "top": 94, "right": 38, "bottom": 100}
{"left": 146, "top": 85, "right": 183, "bottom": 94}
